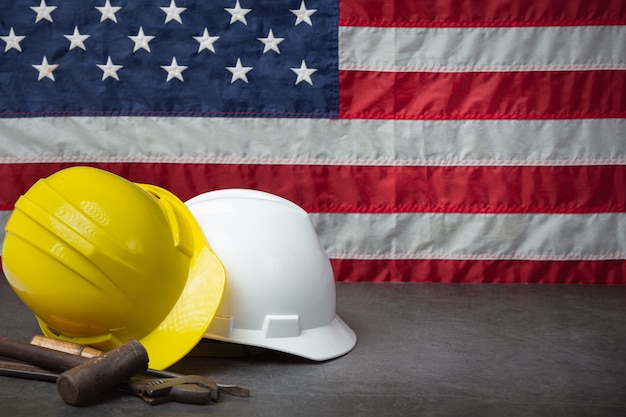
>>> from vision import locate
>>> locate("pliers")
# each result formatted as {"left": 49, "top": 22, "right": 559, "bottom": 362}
{"left": 126, "top": 372, "right": 250, "bottom": 405}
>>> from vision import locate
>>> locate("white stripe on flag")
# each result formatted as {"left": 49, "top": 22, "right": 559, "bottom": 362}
{"left": 339, "top": 25, "right": 626, "bottom": 72}
{"left": 0, "top": 117, "right": 624, "bottom": 166}
{"left": 310, "top": 212, "right": 626, "bottom": 261}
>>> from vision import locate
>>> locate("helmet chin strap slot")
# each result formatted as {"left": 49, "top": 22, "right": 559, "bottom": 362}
{"left": 208, "top": 315, "right": 235, "bottom": 338}
{"left": 207, "top": 314, "right": 301, "bottom": 339}
{"left": 261, "top": 315, "right": 300, "bottom": 338}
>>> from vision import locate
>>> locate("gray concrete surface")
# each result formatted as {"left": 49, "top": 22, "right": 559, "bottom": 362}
{"left": 0, "top": 274, "right": 625, "bottom": 416}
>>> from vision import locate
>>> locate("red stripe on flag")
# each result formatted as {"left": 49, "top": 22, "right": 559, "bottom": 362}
{"left": 339, "top": 0, "right": 626, "bottom": 27}
{"left": 1, "top": 163, "right": 624, "bottom": 214}
{"left": 331, "top": 258, "right": 626, "bottom": 284}
{"left": 339, "top": 70, "right": 626, "bottom": 120}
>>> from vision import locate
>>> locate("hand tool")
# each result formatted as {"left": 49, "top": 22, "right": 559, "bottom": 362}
{"left": 0, "top": 335, "right": 248, "bottom": 405}
{"left": 0, "top": 336, "right": 148, "bottom": 405}
{"left": 31, "top": 335, "right": 250, "bottom": 398}
{"left": 0, "top": 359, "right": 217, "bottom": 405}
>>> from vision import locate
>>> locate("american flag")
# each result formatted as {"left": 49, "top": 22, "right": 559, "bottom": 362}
{"left": 1, "top": 0, "right": 625, "bottom": 283}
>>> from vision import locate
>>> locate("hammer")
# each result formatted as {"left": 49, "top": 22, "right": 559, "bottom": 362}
{"left": 0, "top": 336, "right": 148, "bottom": 406}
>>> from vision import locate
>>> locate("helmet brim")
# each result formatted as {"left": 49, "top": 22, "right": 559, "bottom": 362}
{"left": 204, "top": 314, "right": 357, "bottom": 361}
{"left": 134, "top": 184, "right": 226, "bottom": 370}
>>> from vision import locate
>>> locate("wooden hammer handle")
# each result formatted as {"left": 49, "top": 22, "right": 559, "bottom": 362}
{"left": 30, "top": 335, "right": 103, "bottom": 359}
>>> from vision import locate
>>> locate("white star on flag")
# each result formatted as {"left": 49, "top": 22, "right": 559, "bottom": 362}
{"left": 194, "top": 28, "right": 220, "bottom": 53}
{"left": 226, "top": 58, "right": 253, "bottom": 84}
{"left": 1, "top": 28, "right": 26, "bottom": 53}
{"left": 291, "top": 60, "right": 317, "bottom": 85}
{"left": 32, "top": 56, "right": 58, "bottom": 81}
{"left": 97, "top": 56, "right": 123, "bottom": 81}
{"left": 290, "top": 1, "right": 316, "bottom": 26}
{"left": 64, "top": 27, "right": 90, "bottom": 51}
{"left": 161, "top": 0, "right": 186, "bottom": 24}
{"left": 30, "top": 0, "right": 57, "bottom": 23}
{"left": 225, "top": 0, "right": 252, "bottom": 25}
{"left": 95, "top": 0, "right": 122, "bottom": 23}
{"left": 258, "top": 29, "right": 284, "bottom": 54}
{"left": 161, "top": 57, "right": 188, "bottom": 82}
{"left": 128, "top": 27, "right": 155, "bottom": 53}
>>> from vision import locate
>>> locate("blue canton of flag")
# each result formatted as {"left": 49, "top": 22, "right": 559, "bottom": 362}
{"left": 0, "top": 0, "right": 338, "bottom": 117}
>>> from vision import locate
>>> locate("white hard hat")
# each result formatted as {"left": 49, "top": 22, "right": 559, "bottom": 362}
{"left": 185, "top": 189, "right": 357, "bottom": 361}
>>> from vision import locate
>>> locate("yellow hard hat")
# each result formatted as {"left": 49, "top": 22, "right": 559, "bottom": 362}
{"left": 1, "top": 166, "right": 225, "bottom": 370}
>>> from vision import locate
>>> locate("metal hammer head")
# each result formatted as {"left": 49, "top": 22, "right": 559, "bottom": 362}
{"left": 56, "top": 339, "right": 149, "bottom": 406}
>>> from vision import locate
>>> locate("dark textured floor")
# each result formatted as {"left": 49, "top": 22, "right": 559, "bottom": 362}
{"left": 0, "top": 274, "right": 625, "bottom": 416}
